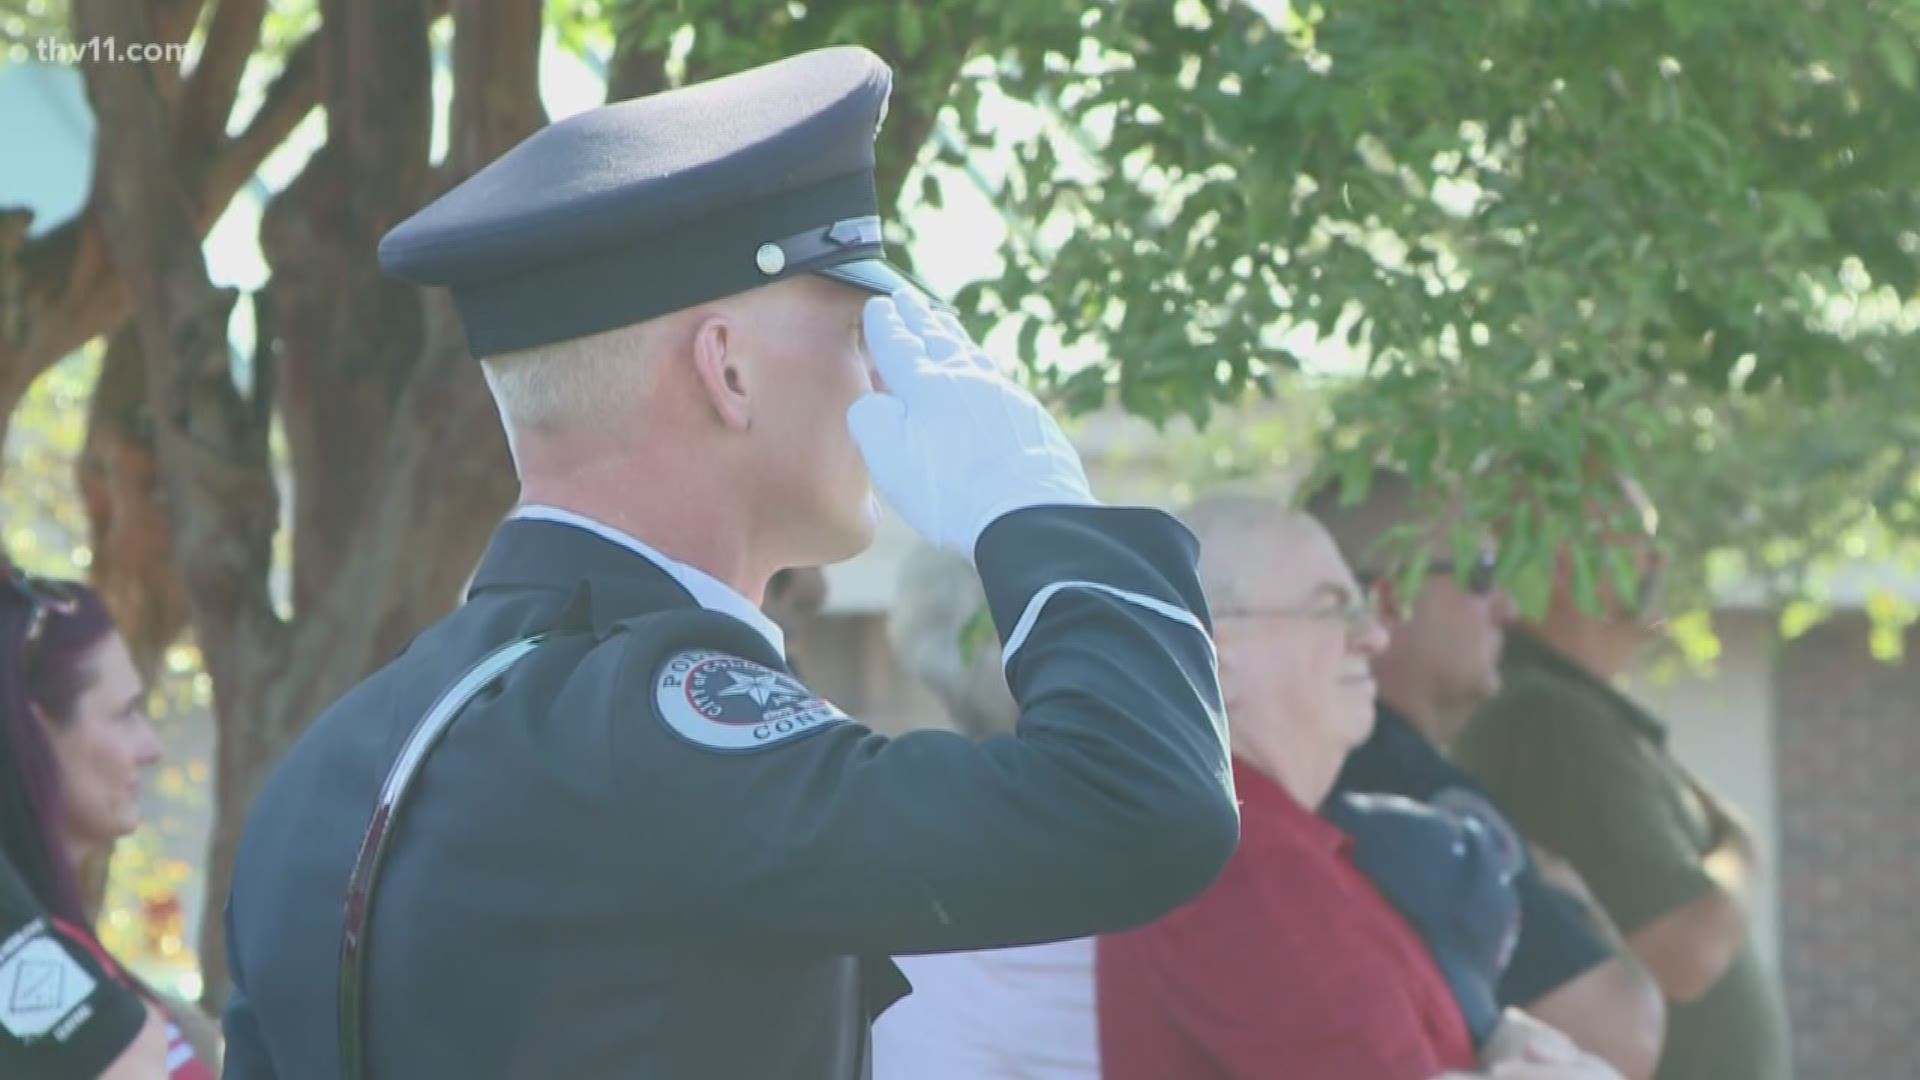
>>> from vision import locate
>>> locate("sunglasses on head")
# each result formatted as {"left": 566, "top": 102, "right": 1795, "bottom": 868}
{"left": 7, "top": 569, "right": 81, "bottom": 666}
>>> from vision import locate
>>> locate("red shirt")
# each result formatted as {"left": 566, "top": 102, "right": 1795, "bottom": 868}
{"left": 1096, "top": 759, "right": 1477, "bottom": 1080}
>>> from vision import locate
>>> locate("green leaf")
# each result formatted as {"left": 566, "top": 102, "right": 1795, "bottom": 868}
{"left": 898, "top": 1, "right": 925, "bottom": 55}
{"left": 1875, "top": 34, "right": 1917, "bottom": 92}
{"left": 958, "top": 605, "right": 997, "bottom": 666}
{"left": 1570, "top": 541, "right": 1600, "bottom": 615}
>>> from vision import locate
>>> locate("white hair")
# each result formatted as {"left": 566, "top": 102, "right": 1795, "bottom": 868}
{"left": 1180, "top": 488, "right": 1301, "bottom": 610}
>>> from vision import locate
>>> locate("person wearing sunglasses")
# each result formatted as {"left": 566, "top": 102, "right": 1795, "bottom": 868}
{"left": 1309, "top": 472, "right": 1669, "bottom": 1080}
{"left": 1451, "top": 477, "right": 1791, "bottom": 1080}
{"left": 0, "top": 569, "right": 215, "bottom": 1079}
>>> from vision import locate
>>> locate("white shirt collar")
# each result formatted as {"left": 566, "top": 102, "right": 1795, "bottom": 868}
{"left": 510, "top": 505, "right": 786, "bottom": 659}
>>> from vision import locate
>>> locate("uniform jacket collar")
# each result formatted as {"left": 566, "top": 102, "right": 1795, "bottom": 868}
{"left": 508, "top": 505, "right": 785, "bottom": 658}
{"left": 465, "top": 518, "right": 782, "bottom": 651}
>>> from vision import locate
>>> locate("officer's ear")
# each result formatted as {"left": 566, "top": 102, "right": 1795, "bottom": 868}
{"left": 689, "top": 312, "right": 753, "bottom": 433}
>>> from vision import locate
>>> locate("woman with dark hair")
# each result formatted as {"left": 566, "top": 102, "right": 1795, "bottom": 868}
{"left": 0, "top": 568, "right": 214, "bottom": 1078}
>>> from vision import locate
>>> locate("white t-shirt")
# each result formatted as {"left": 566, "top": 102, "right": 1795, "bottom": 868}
{"left": 872, "top": 938, "right": 1100, "bottom": 1080}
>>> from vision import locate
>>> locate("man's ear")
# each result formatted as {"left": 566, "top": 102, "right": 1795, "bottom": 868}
{"left": 689, "top": 313, "right": 753, "bottom": 432}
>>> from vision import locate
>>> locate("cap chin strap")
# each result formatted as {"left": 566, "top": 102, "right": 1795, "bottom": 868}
{"left": 338, "top": 634, "right": 549, "bottom": 1080}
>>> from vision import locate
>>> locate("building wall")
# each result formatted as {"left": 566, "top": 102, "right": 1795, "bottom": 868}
{"left": 1773, "top": 616, "right": 1920, "bottom": 1080}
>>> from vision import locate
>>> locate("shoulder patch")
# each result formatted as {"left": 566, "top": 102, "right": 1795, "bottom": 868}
{"left": 653, "top": 649, "right": 849, "bottom": 752}
{"left": 0, "top": 922, "right": 99, "bottom": 1042}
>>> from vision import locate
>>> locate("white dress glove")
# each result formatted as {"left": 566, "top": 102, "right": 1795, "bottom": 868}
{"left": 847, "top": 290, "right": 1096, "bottom": 556}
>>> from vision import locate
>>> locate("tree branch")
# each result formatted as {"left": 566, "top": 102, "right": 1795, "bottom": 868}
{"left": 0, "top": 207, "right": 33, "bottom": 374}
{"left": 202, "top": 30, "right": 321, "bottom": 209}
{"left": 447, "top": 0, "right": 546, "bottom": 176}
{"left": 79, "top": 327, "right": 191, "bottom": 683}
{"left": 0, "top": 26, "right": 321, "bottom": 434}
{"left": 176, "top": 0, "right": 267, "bottom": 160}
{"left": 72, "top": 0, "right": 283, "bottom": 678}
{"left": 605, "top": 40, "right": 667, "bottom": 103}
{"left": 146, "top": 0, "right": 209, "bottom": 103}
{"left": 192, "top": 0, "right": 543, "bottom": 1009}
{"left": 272, "top": 0, "right": 433, "bottom": 614}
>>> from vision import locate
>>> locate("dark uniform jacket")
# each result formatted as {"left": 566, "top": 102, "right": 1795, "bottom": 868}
{"left": 220, "top": 504, "right": 1236, "bottom": 1079}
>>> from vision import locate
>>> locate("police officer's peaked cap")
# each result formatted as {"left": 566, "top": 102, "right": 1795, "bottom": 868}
{"left": 378, "top": 46, "right": 944, "bottom": 358}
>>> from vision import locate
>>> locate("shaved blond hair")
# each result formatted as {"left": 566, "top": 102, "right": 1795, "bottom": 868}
{"left": 480, "top": 317, "right": 672, "bottom": 439}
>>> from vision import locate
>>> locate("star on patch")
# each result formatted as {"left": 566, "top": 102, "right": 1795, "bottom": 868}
{"left": 718, "top": 670, "right": 802, "bottom": 707}
{"left": 653, "top": 649, "right": 850, "bottom": 753}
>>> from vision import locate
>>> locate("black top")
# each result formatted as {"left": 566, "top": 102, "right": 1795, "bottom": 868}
{"left": 0, "top": 852, "right": 148, "bottom": 1077}
{"left": 1335, "top": 704, "right": 1613, "bottom": 1007}
{"left": 220, "top": 505, "right": 1236, "bottom": 1079}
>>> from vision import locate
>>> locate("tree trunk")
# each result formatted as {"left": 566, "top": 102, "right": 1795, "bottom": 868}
{"left": 80, "top": 327, "right": 190, "bottom": 682}
{"left": 274, "top": 0, "right": 435, "bottom": 615}
{"left": 74, "top": 0, "right": 289, "bottom": 1011}
{"left": 200, "top": 0, "right": 544, "bottom": 1007}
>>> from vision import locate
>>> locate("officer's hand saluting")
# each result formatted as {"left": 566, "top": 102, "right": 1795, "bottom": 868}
{"left": 848, "top": 291, "right": 1094, "bottom": 555}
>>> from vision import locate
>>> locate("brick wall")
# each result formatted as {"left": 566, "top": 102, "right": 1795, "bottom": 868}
{"left": 1774, "top": 615, "right": 1920, "bottom": 1080}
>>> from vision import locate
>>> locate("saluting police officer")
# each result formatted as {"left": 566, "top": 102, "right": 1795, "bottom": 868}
{"left": 218, "top": 46, "right": 1238, "bottom": 1080}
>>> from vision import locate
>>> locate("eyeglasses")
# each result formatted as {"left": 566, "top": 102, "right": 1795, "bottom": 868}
{"left": 1213, "top": 582, "right": 1384, "bottom": 639}
{"left": 8, "top": 569, "right": 80, "bottom": 668}
{"left": 1358, "top": 548, "right": 1499, "bottom": 598}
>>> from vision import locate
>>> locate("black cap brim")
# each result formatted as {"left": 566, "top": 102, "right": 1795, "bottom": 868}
{"left": 812, "top": 258, "right": 956, "bottom": 312}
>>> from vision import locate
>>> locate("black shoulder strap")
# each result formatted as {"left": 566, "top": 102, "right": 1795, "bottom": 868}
{"left": 337, "top": 634, "right": 548, "bottom": 1080}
